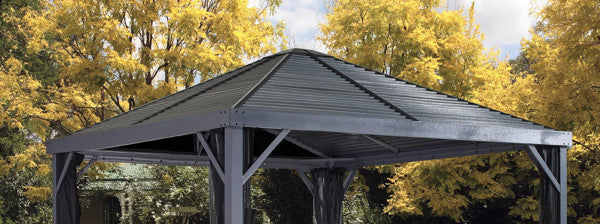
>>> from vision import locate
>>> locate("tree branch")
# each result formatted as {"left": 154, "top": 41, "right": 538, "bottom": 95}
{"left": 101, "top": 86, "right": 125, "bottom": 113}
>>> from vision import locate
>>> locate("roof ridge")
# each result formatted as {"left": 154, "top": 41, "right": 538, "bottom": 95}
{"left": 306, "top": 52, "right": 418, "bottom": 121}
{"left": 232, "top": 53, "right": 291, "bottom": 108}
{"left": 326, "top": 57, "right": 550, "bottom": 129}
{"left": 132, "top": 55, "right": 277, "bottom": 125}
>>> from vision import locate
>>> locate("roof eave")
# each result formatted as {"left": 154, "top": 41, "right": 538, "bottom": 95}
{"left": 231, "top": 108, "right": 573, "bottom": 148}
{"left": 46, "top": 108, "right": 572, "bottom": 154}
{"left": 46, "top": 110, "right": 229, "bottom": 154}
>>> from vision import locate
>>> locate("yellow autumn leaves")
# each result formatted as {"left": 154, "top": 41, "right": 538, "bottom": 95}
{"left": 321, "top": 0, "right": 600, "bottom": 222}
{"left": 1, "top": 0, "right": 285, "bottom": 210}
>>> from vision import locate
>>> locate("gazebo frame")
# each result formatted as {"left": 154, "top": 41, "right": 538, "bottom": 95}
{"left": 47, "top": 49, "right": 571, "bottom": 224}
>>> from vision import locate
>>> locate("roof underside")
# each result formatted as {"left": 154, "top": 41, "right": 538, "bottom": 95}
{"left": 48, "top": 48, "right": 571, "bottom": 168}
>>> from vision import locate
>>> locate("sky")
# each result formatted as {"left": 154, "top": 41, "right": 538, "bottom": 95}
{"left": 255, "top": 0, "right": 542, "bottom": 59}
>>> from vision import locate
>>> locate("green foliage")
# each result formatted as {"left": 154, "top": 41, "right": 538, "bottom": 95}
{"left": 255, "top": 169, "right": 312, "bottom": 224}
{"left": 128, "top": 165, "right": 210, "bottom": 223}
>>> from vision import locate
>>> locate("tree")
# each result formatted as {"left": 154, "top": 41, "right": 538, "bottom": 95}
{"left": 255, "top": 169, "right": 313, "bottom": 224}
{"left": 521, "top": 0, "right": 600, "bottom": 222}
{"left": 128, "top": 165, "right": 211, "bottom": 223}
{"left": 320, "top": 0, "right": 543, "bottom": 222}
{"left": 26, "top": 0, "right": 285, "bottom": 133}
{"left": 0, "top": 0, "right": 285, "bottom": 222}
{"left": 0, "top": 0, "right": 57, "bottom": 222}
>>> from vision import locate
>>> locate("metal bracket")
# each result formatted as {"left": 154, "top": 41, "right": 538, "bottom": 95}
{"left": 54, "top": 152, "right": 74, "bottom": 195}
{"left": 243, "top": 129, "right": 290, "bottom": 183}
{"left": 526, "top": 145, "right": 560, "bottom": 192}
{"left": 76, "top": 157, "right": 97, "bottom": 179}
{"left": 296, "top": 169, "right": 314, "bottom": 195}
{"left": 197, "top": 132, "right": 225, "bottom": 181}
{"left": 343, "top": 169, "right": 357, "bottom": 193}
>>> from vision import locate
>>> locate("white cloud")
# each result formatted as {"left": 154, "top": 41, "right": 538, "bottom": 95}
{"left": 253, "top": 0, "right": 540, "bottom": 58}
{"left": 251, "top": 0, "right": 327, "bottom": 52}
{"left": 448, "top": 0, "right": 538, "bottom": 57}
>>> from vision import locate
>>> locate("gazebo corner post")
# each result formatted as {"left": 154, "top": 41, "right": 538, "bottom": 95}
{"left": 310, "top": 167, "right": 346, "bottom": 224}
{"left": 52, "top": 154, "right": 57, "bottom": 224}
{"left": 528, "top": 145, "right": 568, "bottom": 224}
{"left": 205, "top": 127, "right": 253, "bottom": 224}
{"left": 224, "top": 126, "right": 245, "bottom": 224}
{"left": 52, "top": 152, "right": 84, "bottom": 224}
{"left": 559, "top": 146, "right": 567, "bottom": 224}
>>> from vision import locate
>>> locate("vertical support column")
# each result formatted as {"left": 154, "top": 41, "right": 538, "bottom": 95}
{"left": 310, "top": 167, "right": 346, "bottom": 224}
{"left": 224, "top": 127, "right": 244, "bottom": 224}
{"left": 209, "top": 129, "right": 225, "bottom": 224}
{"left": 559, "top": 147, "right": 568, "bottom": 224}
{"left": 539, "top": 147, "right": 563, "bottom": 224}
{"left": 52, "top": 152, "right": 84, "bottom": 224}
{"left": 208, "top": 128, "right": 253, "bottom": 224}
{"left": 243, "top": 128, "right": 255, "bottom": 224}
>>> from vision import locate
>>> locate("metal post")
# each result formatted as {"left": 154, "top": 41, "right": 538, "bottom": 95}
{"left": 559, "top": 147, "right": 567, "bottom": 224}
{"left": 224, "top": 127, "right": 244, "bottom": 224}
{"left": 52, "top": 155, "right": 57, "bottom": 224}
{"left": 242, "top": 128, "right": 254, "bottom": 224}
{"left": 539, "top": 147, "right": 560, "bottom": 224}
{"left": 52, "top": 152, "right": 83, "bottom": 224}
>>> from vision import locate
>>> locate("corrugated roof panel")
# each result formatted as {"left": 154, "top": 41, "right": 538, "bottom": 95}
{"left": 318, "top": 57, "right": 545, "bottom": 130}
{"left": 73, "top": 48, "right": 547, "bottom": 139}
{"left": 239, "top": 54, "right": 407, "bottom": 118}
{"left": 138, "top": 54, "right": 286, "bottom": 124}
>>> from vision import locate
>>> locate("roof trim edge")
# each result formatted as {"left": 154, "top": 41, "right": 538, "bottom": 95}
{"left": 46, "top": 110, "right": 229, "bottom": 154}
{"left": 230, "top": 108, "right": 572, "bottom": 147}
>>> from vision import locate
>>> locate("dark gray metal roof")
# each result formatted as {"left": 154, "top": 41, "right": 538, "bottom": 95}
{"left": 47, "top": 48, "right": 571, "bottom": 167}
{"left": 74, "top": 48, "right": 543, "bottom": 136}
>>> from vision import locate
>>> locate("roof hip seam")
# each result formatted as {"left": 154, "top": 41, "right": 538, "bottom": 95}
{"left": 306, "top": 53, "right": 419, "bottom": 121}
{"left": 331, "top": 57, "right": 552, "bottom": 129}
{"left": 232, "top": 53, "right": 291, "bottom": 108}
{"left": 133, "top": 56, "right": 274, "bottom": 125}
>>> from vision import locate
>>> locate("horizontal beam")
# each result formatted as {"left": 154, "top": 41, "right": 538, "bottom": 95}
{"left": 47, "top": 110, "right": 228, "bottom": 153}
{"left": 230, "top": 109, "right": 572, "bottom": 147}
{"left": 79, "top": 142, "right": 524, "bottom": 170}
{"left": 80, "top": 150, "right": 336, "bottom": 169}
{"left": 47, "top": 108, "right": 572, "bottom": 155}
{"left": 341, "top": 143, "right": 523, "bottom": 168}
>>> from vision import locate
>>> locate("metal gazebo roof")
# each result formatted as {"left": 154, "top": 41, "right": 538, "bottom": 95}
{"left": 47, "top": 48, "right": 571, "bottom": 224}
{"left": 47, "top": 48, "right": 570, "bottom": 164}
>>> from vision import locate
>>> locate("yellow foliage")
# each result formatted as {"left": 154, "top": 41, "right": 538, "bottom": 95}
{"left": 25, "top": 0, "right": 285, "bottom": 126}
{"left": 321, "top": 0, "right": 522, "bottom": 221}
{"left": 0, "top": 57, "right": 44, "bottom": 129}
{"left": 23, "top": 186, "right": 52, "bottom": 203}
{"left": 519, "top": 0, "right": 600, "bottom": 220}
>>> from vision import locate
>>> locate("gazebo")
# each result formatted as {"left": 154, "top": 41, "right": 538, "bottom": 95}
{"left": 47, "top": 48, "right": 571, "bottom": 224}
